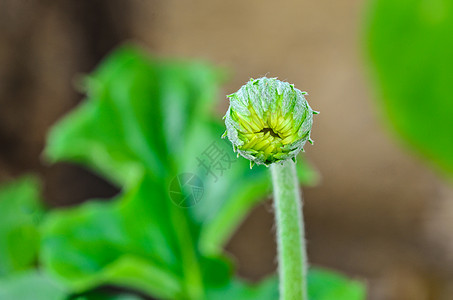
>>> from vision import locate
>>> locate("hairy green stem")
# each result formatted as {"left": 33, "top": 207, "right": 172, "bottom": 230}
{"left": 271, "top": 160, "right": 307, "bottom": 300}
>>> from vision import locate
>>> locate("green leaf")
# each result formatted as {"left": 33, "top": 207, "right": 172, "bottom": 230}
{"left": 101, "top": 255, "right": 182, "bottom": 299}
{"left": 73, "top": 292, "right": 144, "bottom": 300}
{"left": 42, "top": 45, "right": 320, "bottom": 299}
{"left": 365, "top": 0, "right": 453, "bottom": 178}
{"left": 45, "top": 46, "right": 224, "bottom": 187}
{"left": 0, "top": 176, "right": 43, "bottom": 277}
{"left": 206, "top": 276, "right": 279, "bottom": 300}
{"left": 41, "top": 185, "right": 183, "bottom": 299}
{"left": 206, "top": 268, "right": 366, "bottom": 300}
{"left": 308, "top": 268, "right": 366, "bottom": 300}
{"left": 0, "top": 270, "right": 67, "bottom": 300}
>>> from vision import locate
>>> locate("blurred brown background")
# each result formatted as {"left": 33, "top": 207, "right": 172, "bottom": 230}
{"left": 1, "top": 1, "right": 453, "bottom": 299}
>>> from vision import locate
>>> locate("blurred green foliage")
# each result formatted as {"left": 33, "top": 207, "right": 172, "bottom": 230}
{"left": 0, "top": 270, "right": 67, "bottom": 300}
{"left": 0, "top": 46, "right": 365, "bottom": 299}
{"left": 0, "top": 178, "right": 67, "bottom": 300}
{"left": 0, "top": 177, "right": 43, "bottom": 276}
{"left": 307, "top": 269, "right": 366, "bottom": 300}
{"left": 366, "top": 0, "right": 453, "bottom": 178}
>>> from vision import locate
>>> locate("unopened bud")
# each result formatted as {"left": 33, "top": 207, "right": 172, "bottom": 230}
{"left": 223, "top": 77, "right": 317, "bottom": 167}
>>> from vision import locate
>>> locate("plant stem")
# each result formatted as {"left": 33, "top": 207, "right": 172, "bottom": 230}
{"left": 170, "top": 206, "right": 203, "bottom": 299}
{"left": 271, "top": 159, "right": 308, "bottom": 300}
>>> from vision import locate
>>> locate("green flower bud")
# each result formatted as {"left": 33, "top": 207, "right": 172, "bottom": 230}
{"left": 223, "top": 77, "right": 317, "bottom": 167}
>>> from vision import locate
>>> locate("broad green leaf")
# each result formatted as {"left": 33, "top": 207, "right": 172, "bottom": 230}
{"left": 42, "top": 47, "right": 233, "bottom": 299}
{"left": 41, "top": 184, "right": 183, "bottom": 299}
{"left": 0, "top": 176, "right": 43, "bottom": 277}
{"left": 45, "top": 46, "right": 223, "bottom": 187}
{"left": 308, "top": 268, "right": 366, "bottom": 300}
{"left": 42, "top": 45, "right": 320, "bottom": 299}
{"left": 365, "top": 0, "right": 453, "bottom": 178}
{"left": 0, "top": 270, "right": 67, "bottom": 300}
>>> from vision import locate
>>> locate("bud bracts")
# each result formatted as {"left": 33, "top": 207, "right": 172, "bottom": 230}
{"left": 223, "top": 77, "right": 316, "bottom": 167}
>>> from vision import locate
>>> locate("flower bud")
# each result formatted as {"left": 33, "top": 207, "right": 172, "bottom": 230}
{"left": 223, "top": 77, "right": 316, "bottom": 167}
